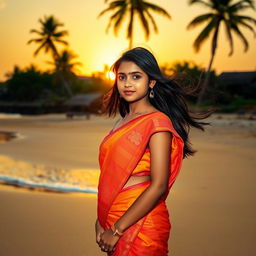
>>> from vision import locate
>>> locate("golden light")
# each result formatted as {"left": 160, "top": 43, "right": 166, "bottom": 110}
{"left": 106, "top": 71, "right": 116, "bottom": 80}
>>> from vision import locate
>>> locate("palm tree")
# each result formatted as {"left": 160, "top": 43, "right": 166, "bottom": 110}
{"left": 50, "top": 50, "right": 81, "bottom": 77}
{"left": 27, "top": 15, "right": 68, "bottom": 58}
{"left": 49, "top": 49, "right": 81, "bottom": 96}
{"left": 187, "top": 0, "right": 256, "bottom": 105}
{"left": 98, "top": 0, "right": 171, "bottom": 49}
{"left": 28, "top": 15, "right": 73, "bottom": 96}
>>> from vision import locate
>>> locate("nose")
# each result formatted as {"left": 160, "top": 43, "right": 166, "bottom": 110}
{"left": 124, "top": 77, "right": 132, "bottom": 88}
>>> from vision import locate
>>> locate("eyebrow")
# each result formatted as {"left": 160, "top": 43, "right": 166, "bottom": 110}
{"left": 117, "top": 71, "right": 143, "bottom": 75}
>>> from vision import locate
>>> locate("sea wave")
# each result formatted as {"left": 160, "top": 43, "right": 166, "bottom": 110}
{"left": 0, "top": 155, "right": 99, "bottom": 193}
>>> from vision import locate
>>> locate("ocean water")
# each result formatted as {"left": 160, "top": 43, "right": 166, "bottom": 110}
{"left": 0, "top": 155, "right": 99, "bottom": 193}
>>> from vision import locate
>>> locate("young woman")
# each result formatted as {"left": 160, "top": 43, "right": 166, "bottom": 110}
{"left": 95, "top": 47, "right": 209, "bottom": 255}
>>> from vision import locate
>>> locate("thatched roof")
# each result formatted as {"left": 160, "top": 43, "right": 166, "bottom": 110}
{"left": 64, "top": 93, "right": 102, "bottom": 106}
{"left": 218, "top": 72, "right": 256, "bottom": 85}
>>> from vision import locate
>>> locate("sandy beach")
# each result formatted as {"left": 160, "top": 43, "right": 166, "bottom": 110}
{"left": 0, "top": 113, "right": 255, "bottom": 256}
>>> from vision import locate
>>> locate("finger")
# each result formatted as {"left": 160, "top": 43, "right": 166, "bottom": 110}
{"left": 108, "top": 245, "right": 113, "bottom": 253}
{"left": 106, "top": 244, "right": 111, "bottom": 252}
{"left": 101, "top": 244, "right": 107, "bottom": 252}
{"left": 109, "top": 247, "right": 115, "bottom": 254}
{"left": 96, "top": 234, "right": 101, "bottom": 243}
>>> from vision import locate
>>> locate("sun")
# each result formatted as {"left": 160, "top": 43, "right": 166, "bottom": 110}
{"left": 106, "top": 71, "right": 116, "bottom": 80}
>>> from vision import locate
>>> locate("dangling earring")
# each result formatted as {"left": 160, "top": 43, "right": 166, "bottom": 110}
{"left": 149, "top": 87, "right": 155, "bottom": 98}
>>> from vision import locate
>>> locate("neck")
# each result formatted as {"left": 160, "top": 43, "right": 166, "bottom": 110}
{"left": 128, "top": 99, "right": 153, "bottom": 114}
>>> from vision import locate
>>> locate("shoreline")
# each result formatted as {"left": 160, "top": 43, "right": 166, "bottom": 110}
{"left": 0, "top": 113, "right": 255, "bottom": 255}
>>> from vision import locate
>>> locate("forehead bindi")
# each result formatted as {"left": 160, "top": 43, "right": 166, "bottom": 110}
{"left": 118, "top": 61, "right": 144, "bottom": 75}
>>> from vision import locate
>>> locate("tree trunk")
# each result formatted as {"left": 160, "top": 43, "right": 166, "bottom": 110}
{"left": 196, "top": 21, "right": 220, "bottom": 106}
{"left": 52, "top": 48, "right": 73, "bottom": 97}
{"left": 128, "top": 8, "right": 134, "bottom": 49}
{"left": 58, "top": 72, "right": 72, "bottom": 97}
{"left": 196, "top": 52, "right": 215, "bottom": 106}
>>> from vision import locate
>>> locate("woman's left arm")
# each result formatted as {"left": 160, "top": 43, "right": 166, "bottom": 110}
{"left": 99, "top": 131, "right": 172, "bottom": 252}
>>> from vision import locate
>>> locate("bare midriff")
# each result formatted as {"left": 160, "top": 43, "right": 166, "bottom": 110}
{"left": 122, "top": 173, "right": 151, "bottom": 189}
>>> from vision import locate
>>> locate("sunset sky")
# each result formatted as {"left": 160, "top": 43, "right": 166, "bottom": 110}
{"left": 0, "top": 0, "right": 255, "bottom": 81}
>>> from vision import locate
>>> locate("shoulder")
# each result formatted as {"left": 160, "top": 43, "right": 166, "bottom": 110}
{"left": 146, "top": 111, "right": 181, "bottom": 139}
{"left": 149, "top": 111, "right": 172, "bottom": 127}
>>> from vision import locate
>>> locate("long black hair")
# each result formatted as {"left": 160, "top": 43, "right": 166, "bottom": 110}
{"left": 101, "top": 47, "right": 211, "bottom": 158}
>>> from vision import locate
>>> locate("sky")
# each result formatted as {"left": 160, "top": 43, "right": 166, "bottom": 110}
{"left": 0, "top": 0, "right": 255, "bottom": 81}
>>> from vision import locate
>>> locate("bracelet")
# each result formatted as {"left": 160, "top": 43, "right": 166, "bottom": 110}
{"left": 111, "top": 223, "right": 124, "bottom": 237}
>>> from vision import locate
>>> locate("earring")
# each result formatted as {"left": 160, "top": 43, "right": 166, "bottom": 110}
{"left": 149, "top": 88, "right": 155, "bottom": 98}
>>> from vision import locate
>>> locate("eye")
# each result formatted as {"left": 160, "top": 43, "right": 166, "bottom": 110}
{"left": 133, "top": 75, "right": 141, "bottom": 80}
{"left": 118, "top": 75, "right": 125, "bottom": 81}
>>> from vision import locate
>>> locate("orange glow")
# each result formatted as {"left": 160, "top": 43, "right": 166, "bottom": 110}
{"left": 0, "top": 0, "right": 255, "bottom": 81}
{"left": 106, "top": 71, "right": 115, "bottom": 81}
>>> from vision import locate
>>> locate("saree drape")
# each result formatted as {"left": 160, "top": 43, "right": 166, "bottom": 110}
{"left": 97, "top": 111, "right": 184, "bottom": 255}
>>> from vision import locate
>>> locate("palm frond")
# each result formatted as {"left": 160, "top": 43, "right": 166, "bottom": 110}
{"left": 143, "top": 2, "right": 171, "bottom": 19}
{"left": 193, "top": 17, "right": 219, "bottom": 52}
{"left": 113, "top": 7, "right": 127, "bottom": 35}
{"left": 144, "top": 9, "right": 158, "bottom": 33}
{"left": 234, "top": 15, "right": 256, "bottom": 25}
{"left": 99, "top": 0, "right": 172, "bottom": 47}
{"left": 229, "top": 0, "right": 255, "bottom": 12}
{"left": 137, "top": 9, "right": 150, "bottom": 39}
{"left": 54, "top": 39, "right": 69, "bottom": 45}
{"left": 235, "top": 18, "right": 256, "bottom": 36}
{"left": 98, "top": 0, "right": 126, "bottom": 17}
{"left": 127, "top": 9, "right": 134, "bottom": 40}
{"left": 98, "top": 6, "right": 116, "bottom": 17}
{"left": 223, "top": 19, "right": 234, "bottom": 56}
{"left": 53, "top": 31, "right": 69, "bottom": 38}
{"left": 188, "top": 0, "right": 212, "bottom": 8}
{"left": 29, "top": 29, "right": 43, "bottom": 35}
{"left": 27, "top": 38, "right": 37, "bottom": 44}
{"left": 240, "top": 0, "right": 255, "bottom": 9}
{"left": 187, "top": 13, "right": 214, "bottom": 29}
{"left": 34, "top": 41, "right": 47, "bottom": 56}
{"left": 231, "top": 23, "right": 249, "bottom": 52}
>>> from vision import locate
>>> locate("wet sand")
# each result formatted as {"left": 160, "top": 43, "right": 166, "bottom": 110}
{"left": 0, "top": 113, "right": 255, "bottom": 256}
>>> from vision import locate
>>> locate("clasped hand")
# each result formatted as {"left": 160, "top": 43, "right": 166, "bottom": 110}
{"left": 95, "top": 220, "right": 120, "bottom": 253}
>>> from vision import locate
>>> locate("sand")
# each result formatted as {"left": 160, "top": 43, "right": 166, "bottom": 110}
{"left": 0, "top": 113, "right": 255, "bottom": 256}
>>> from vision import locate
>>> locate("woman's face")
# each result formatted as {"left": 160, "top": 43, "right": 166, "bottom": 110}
{"left": 116, "top": 61, "right": 155, "bottom": 102}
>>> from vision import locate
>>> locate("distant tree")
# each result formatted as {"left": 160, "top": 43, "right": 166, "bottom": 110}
{"left": 162, "top": 60, "right": 204, "bottom": 77}
{"left": 27, "top": 15, "right": 68, "bottom": 58}
{"left": 48, "top": 49, "right": 81, "bottom": 95}
{"left": 98, "top": 0, "right": 171, "bottom": 49}
{"left": 187, "top": 0, "right": 256, "bottom": 105}
{"left": 27, "top": 15, "right": 74, "bottom": 96}
{"left": 50, "top": 49, "right": 81, "bottom": 76}
{"left": 4, "top": 65, "right": 54, "bottom": 101}
{"left": 5, "top": 65, "right": 22, "bottom": 79}
{"left": 161, "top": 60, "right": 214, "bottom": 104}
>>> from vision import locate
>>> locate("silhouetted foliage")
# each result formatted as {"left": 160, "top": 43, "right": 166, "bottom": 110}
{"left": 161, "top": 60, "right": 216, "bottom": 104}
{"left": 187, "top": 0, "right": 256, "bottom": 105}
{"left": 3, "top": 65, "right": 54, "bottom": 101}
{"left": 99, "top": 0, "right": 171, "bottom": 49}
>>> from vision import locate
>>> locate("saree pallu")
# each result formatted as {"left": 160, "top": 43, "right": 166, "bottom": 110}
{"left": 97, "top": 111, "right": 184, "bottom": 255}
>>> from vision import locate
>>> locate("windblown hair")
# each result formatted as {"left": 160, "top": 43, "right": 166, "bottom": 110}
{"left": 101, "top": 47, "right": 211, "bottom": 158}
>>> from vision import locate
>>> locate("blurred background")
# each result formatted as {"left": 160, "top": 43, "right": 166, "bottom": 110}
{"left": 0, "top": 1, "right": 255, "bottom": 256}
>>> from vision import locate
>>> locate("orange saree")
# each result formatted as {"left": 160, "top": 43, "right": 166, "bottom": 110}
{"left": 97, "top": 111, "right": 184, "bottom": 255}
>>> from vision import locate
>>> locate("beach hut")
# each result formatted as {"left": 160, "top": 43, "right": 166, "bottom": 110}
{"left": 218, "top": 71, "right": 256, "bottom": 100}
{"left": 64, "top": 93, "right": 102, "bottom": 119}
{"left": 218, "top": 71, "right": 256, "bottom": 86}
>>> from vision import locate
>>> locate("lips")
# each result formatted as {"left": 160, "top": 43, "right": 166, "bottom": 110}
{"left": 124, "top": 90, "right": 135, "bottom": 95}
